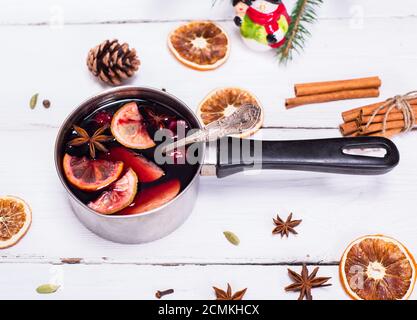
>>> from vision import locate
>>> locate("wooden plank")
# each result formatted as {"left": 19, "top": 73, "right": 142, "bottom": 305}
{"left": 1, "top": 17, "right": 417, "bottom": 129}
{"left": 1, "top": 0, "right": 416, "bottom": 25}
{"left": 0, "top": 263, "right": 347, "bottom": 300}
{"left": 1, "top": 127, "right": 416, "bottom": 264}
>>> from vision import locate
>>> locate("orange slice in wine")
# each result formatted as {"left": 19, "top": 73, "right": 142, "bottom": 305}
{"left": 103, "top": 147, "right": 164, "bottom": 183}
{"left": 88, "top": 168, "right": 138, "bottom": 215}
{"left": 63, "top": 154, "right": 124, "bottom": 192}
{"left": 121, "top": 179, "right": 180, "bottom": 215}
{"left": 111, "top": 102, "right": 156, "bottom": 150}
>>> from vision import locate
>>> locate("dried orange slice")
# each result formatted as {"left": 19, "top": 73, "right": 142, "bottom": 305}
{"left": 197, "top": 87, "right": 263, "bottom": 138}
{"left": 63, "top": 154, "right": 124, "bottom": 192}
{"left": 111, "top": 102, "right": 156, "bottom": 150}
{"left": 168, "top": 21, "right": 230, "bottom": 71}
{"left": 88, "top": 168, "right": 138, "bottom": 215}
{"left": 0, "top": 196, "right": 32, "bottom": 249}
{"left": 340, "top": 235, "right": 416, "bottom": 300}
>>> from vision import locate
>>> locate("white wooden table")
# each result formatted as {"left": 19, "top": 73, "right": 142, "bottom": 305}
{"left": 1, "top": 0, "right": 417, "bottom": 300}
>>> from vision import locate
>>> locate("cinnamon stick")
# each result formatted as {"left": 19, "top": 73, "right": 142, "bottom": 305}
{"left": 359, "top": 113, "right": 405, "bottom": 125}
{"left": 341, "top": 92, "right": 417, "bottom": 139}
{"left": 342, "top": 99, "right": 417, "bottom": 122}
{"left": 348, "top": 132, "right": 360, "bottom": 137}
{"left": 359, "top": 120, "right": 405, "bottom": 135}
{"left": 285, "top": 88, "right": 380, "bottom": 109}
{"left": 340, "top": 121, "right": 359, "bottom": 136}
{"left": 358, "top": 106, "right": 417, "bottom": 125}
{"left": 368, "top": 128, "right": 403, "bottom": 138}
{"left": 342, "top": 101, "right": 382, "bottom": 122}
{"left": 295, "top": 76, "right": 381, "bottom": 97}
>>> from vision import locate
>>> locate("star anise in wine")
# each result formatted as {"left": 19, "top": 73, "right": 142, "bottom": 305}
{"left": 144, "top": 108, "right": 169, "bottom": 129}
{"left": 273, "top": 213, "right": 302, "bottom": 238}
{"left": 285, "top": 264, "right": 332, "bottom": 300}
{"left": 68, "top": 125, "right": 112, "bottom": 158}
{"left": 213, "top": 283, "right": 247, "bottom": 300}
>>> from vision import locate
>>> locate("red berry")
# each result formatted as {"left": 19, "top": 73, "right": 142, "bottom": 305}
{"left": 94, "top": 111, "right": 112, "bottom": 126}
{"left": 168, "top": 120, "right": 189, "bottom": 135}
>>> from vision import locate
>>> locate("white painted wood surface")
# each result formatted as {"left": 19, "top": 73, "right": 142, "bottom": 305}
{"left": 1, "top": 0, "right": 417, "bottom": 300}
{"left": 1, "top": 264, "right": 344, "bottom": 300}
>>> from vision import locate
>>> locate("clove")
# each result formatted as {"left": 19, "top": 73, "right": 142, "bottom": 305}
{"left": 155, "top": 289, "right": 174, "bottom": 299}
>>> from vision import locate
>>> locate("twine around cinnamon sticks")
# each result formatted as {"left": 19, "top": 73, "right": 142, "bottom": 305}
{"left": 340, "top": 91, "right": 417, "bottom": 138}
{"left": 286, "top": 76, "right": 381, "bottom": 109}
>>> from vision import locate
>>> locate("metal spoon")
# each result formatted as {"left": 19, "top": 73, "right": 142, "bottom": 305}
{"left": 161, "top": 104, "right": 262, "bottom": 154}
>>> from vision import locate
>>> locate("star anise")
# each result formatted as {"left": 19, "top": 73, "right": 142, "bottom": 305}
{"left": 273, "top": 213, "right": 302, "bottom": 237}
{"left": 213, "top": 283, "right": 247, "bottom": 300}
{"left": 68, "top": 125, "right": 112, "bottom": 158}
{"left": 144, "top": 108, "right": 169, "bottom": 129}
{"left": 285, "top": 264, "right": 332, "bottom": 300}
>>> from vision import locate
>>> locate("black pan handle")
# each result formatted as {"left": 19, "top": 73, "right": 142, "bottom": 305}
{"left": 216, "top": 137, "right": 400, "bottom": 178}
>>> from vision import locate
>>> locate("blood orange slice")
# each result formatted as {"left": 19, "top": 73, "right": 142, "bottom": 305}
{"left": 103, "top": 147, "right": 164, "bottom": 183}
{"left": 0, "top": 196, "right": 32, "bottom": 249}
{"left": 88, "top": 168, "right": 138, "bottom": 215}
{"left": 168, "top": 21, "right": 230, "bottom": 71}
{"left": 63, "top": 154, "right": 123, "bottom": 192}
{"left": 197, "top": 87, "right": 263, "bottom": 138}
{"left": 121, "top": 179, "right": 180, "bottom": 215}
{"left": 340, "top": 235, "right": 416, "bottom": 300}
{"left": 111, "top": 102, "right": 156, "bottom": 150}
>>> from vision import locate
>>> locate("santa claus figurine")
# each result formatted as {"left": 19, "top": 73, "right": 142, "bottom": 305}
{"left": 233, "top": 0, "right": 291, "bottom": 51}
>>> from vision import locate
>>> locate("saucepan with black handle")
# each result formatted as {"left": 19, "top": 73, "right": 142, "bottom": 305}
{"left": 55, "top": 87, "right": 400, "bottom": 244}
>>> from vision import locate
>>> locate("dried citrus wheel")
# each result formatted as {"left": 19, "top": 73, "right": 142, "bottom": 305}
{"left": 111, "top": 102, "right": 156, "bottom": 150}
{"left": 197, "top": 87, "right": 263, "bottom": 138}
{"left": 168, "top": 21, "right": 230, "bottom": 71}
{"left": 63, "top": 154, "right": 124, "bottom": 192}
{"left": 88, "top": 168, "right": 138, "bottom": 215}
{"left": 0, "top": 196, "right": 32, "bottom": 249}
{"left": 340, "top": 235, "right": 416, "bottom": 300}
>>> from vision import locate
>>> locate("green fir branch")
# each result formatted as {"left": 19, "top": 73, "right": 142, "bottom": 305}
{"left": 277, "top": 0, "right": 323, "bottom": 64}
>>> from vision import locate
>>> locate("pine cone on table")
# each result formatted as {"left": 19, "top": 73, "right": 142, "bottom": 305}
{"left": 87, "top": 39, "right": 140, "bottom": 86}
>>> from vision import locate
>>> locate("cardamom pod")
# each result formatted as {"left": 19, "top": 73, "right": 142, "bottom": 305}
{"left": 223, "top": 231, "right": 240, "bottom": 246}
{"left": 36, "top": 284, "right": 60, "bottom": 294}
{"left": 30, "top": 93, "right": 39, "bottom": 109}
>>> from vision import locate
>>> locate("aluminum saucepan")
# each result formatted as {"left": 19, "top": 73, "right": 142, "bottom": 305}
{"left": 55, "top": 86, "right": 400, "bottom": 244}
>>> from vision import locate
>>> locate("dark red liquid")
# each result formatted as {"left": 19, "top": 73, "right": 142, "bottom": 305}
{"left": 61, "top": 98, "right": 201, "bottom": 213}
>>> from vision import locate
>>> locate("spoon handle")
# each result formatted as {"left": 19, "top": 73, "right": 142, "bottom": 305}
{"left": 162, "top": 124, "right": 232, "bottom": 153}
{"left": 162, "top": 104, "right": 262, "bottom": 153}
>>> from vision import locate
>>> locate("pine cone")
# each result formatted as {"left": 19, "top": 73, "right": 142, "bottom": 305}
{"left": 87, "top": 39, "right": 140, "bottom": 85}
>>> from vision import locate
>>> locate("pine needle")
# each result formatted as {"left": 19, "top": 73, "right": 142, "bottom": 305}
{"left": 277, "top": 0, "right": 323, "bottom": 64}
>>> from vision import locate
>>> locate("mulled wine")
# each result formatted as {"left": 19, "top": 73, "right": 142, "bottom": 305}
{"left": 61, "top": 98, "right": 201, "bottom": 215}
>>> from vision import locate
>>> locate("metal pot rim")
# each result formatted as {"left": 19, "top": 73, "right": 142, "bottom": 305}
{"left": 54, "top": 86, "right": 205, "bottom": 220}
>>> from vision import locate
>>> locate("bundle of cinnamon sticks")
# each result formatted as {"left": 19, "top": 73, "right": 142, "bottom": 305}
{"left": 340, "top": 97, "right": 417, "bottom": 138}
{"left": 286, "top": 76, "right": 381, "bottom": 109}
